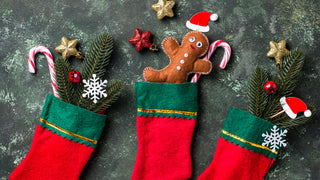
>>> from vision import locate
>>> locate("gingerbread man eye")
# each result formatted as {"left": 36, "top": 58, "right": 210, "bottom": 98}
{"left": 196, "top": 41, "right": 202, "bottom": 47}
{"left": 189, "top": 37, "right": 195, "bottom": 42}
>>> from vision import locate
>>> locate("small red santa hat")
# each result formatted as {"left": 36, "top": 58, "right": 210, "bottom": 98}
{"left": 280, "top": 97, "right": 312, "bottom": 119}
{"left": 186, "top": 12, "right": 218, "bottom": 32}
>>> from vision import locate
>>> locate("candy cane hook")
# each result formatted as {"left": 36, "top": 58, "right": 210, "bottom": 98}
{"left": 28, "top": 46, "right": 59, "bottom": 98}
{"left": 191, "top": 40, "right": 231, "bottom": 83}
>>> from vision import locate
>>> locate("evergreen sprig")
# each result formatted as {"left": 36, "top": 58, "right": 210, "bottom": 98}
{"left": 76, "top": 33, "right": 114, "bottom": 109}
{"left": 55, "top": 33, "right": 122, "bottom": 113}
{"left": 247, "top": 48, "right": 315, "bottom": 129}
{"left": 247, "top": 66, "right": 269, "bottom": 117}
{"left": 55, "top": 57, "right": 74, "bottom": 104}
{"left": 261, "top": 49, "right": 305, "bottom": 119}
{"left": 88, "top": 80, "right": 122, "bottom": 113}
{"left": 81, "top": 33, "right": 113, "bottom": 80}
{"left": 277, "top": 48, "right": 305, "bottom": 96}
{"left": 270, "top": 105, "right": 315, "bottom": 129}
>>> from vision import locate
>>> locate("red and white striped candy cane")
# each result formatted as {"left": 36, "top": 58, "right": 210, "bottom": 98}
{"left": 28, "top": 46, "right": 59, "bottom": 98}
{"left": 191, "top": 40, "right": 231, "bottom": 83}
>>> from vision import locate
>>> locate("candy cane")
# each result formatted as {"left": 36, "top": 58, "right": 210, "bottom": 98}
{"left": 28, "top": 46, "right": 59, "bottom": 98}
{"left": 191, "top": 40, "right": 231, "bottom": 83}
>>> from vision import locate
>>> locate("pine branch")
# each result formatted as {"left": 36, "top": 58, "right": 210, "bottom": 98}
{"left": 55, "top": 57, "right": 74, "bottom": 104}
{"left": 82, "top": 33, "right": 113, "bottom": 79}
{"left": 72, "top": 81, "right": 83, "bottom": 104}
{"left": 263, "top": 49, "right": 305, "bottom": 120}
{"left": 87, "top": 80, "right": 122, "bottom": 113}
{"left": 276, "top": 48, "right": 305, "bottom": 97}
{"left": 246, "top": 48, "right": 313, "bottom": 128}
{"left": 76, "top": 33, "right": 114, "bottom": 108}
{"left": 261, "top": 95, "right": 282, "bottom": 119}
{"left": 54, "top": 33, "right": 121, "bottom": 114}
{"left": 271, "top": 105, "right": 316, "bottom": 129}
{"left": 247, "top": 66, "right": 269, "bottom": 117}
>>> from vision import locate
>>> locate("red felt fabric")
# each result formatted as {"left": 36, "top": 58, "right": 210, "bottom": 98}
{"left": 197, "top": 137, "right": 274, "bottom": 180}
{"left": 10, "top": 125, "right": 94, "bottom": 180}
{"left": 131, "top": 115, "right": 196, "bottom": 180}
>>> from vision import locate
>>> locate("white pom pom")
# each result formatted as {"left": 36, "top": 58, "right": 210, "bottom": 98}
{"left": 304, "top": 110, "right": 312, "bottom": 117}
{"left": 210, "top": 13, "right": 218, "bottom": 21}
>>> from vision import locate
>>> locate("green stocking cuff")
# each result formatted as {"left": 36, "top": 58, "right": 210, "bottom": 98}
{"left": 135, "top": 82, "right": 198, "bottom": 119}
{"left": 221, "top": 107, "right": 287, "bottom": 159}
{"left": 39, "top": 94, "right": 107, "bottom": 148}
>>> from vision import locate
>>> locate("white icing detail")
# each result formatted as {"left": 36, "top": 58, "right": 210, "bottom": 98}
{"left": 196, "top": 41, "right": 202, "bottom": 47}
{"left": 184, "top": 53, "right": 188, "bottom": 57}
{"left": 189, "top": 37, "right": 195, "bottom": 42}
{"left": 180, "top": 60, "right": 184, "bottom": 64}
{"left": 176, "top": 66, "right": 181, "bottom": 70}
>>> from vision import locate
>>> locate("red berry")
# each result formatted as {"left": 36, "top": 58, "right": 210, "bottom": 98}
{"left": 69, "top": 71, "right": 81, "bottom": 83}
{"left": 264, "top": 81, "right": 278, "bottom": 94}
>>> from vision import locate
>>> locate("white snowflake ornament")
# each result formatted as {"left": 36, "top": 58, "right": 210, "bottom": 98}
{"left": 262, "top": 125, "right": 287, "bottom": 153}
{"left": 82, "top": 74, "right": 108, "bottom": 104}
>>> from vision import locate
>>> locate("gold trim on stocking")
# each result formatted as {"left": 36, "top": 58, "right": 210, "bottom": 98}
{"left": 39, "top": 118, "right": 97, "bottom": 144}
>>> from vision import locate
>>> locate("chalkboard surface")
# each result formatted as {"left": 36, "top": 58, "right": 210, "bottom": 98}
{"left": 0, "top": 0, "right": 319, "bottom": 179}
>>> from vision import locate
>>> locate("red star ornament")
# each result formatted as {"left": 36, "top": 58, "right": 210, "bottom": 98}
{"left": 129, "top": 28, "right": 157, "bottom": 52}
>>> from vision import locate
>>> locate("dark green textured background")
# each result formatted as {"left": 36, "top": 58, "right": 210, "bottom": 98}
{"left": 0, "top": 0, "right": 319, "bottom": 179}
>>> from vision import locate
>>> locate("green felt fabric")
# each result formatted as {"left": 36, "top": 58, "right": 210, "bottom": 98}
{"left": 135, "top": 82, "right": 198, "bottom": 119}
{"left": 221, "top": 107, "right": 286, "bottom": 159}
{"left": 39, "top": 94, "right": 107, "bottom": 147}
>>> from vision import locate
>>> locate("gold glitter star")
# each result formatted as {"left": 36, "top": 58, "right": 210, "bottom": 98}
{"left": 267, "top": 40, "right": 290, "bottom": 65}
{"left": 152, "top": 0, "right": 175, "bottom": 20}
{"left": 55, "top": 37, "right": 83, "bottom": 59}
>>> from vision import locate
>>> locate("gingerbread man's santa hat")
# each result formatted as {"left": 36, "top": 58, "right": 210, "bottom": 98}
{"left": 186, "top": 12, "right": 218, "bottom": 32}
{"left": 280, "top": 97, "right": 312, "bottom": 119}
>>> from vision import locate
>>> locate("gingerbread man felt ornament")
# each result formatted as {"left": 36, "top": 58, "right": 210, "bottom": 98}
{"left": 143, "top": 12, "right": 218, "bottom": 83}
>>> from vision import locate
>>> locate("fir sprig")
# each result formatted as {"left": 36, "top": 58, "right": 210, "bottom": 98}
{"left": 55, "top": 33, "right": 122, "bottom": 113}
{"left": 81, "top": 33, "right": 113, "bottom": 80}
{"left": 55, "top": 57, "right": 74, "bottom": 104}
{"left": 277, "top": 48, "right": 305, "bottom": 96}
{"left": 247, "top": 66, "right": 269, "bottom": 117}
{"left": 261, "top": 49, "right": 305, "bottom": 119}
{"left": 271, "top": 105, "right": 315, "bottom": 129}
{"left": 88, "top": 80, "right": 122, "bottom": 113}
{"left": 261, "top": 96, "right": 281, "bottom": 120}
{"left": 247, "top": 48, "right": 315, "bottom": 129}
{"left": 76, "top": 33, "right": 114, "bottom": 109}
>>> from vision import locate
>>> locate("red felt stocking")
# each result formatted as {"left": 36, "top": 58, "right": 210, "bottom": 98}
{"left": 131, "top": 82, "right": 198, "bottom": 180}
{"left": 198, "top": 107, "right": 287, "bottom": 180}
{"left": 10, "top": 94, "right": 107, "bottom": 180}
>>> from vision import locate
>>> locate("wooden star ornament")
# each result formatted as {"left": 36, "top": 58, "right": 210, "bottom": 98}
{"left": 267, "top": 40, "right": 290, "bottom": 65}
{"left": 129, "top": 28, "right": 157, "bottom": 52}
{"left": 55, "top": 37, "right": 84, "bottom": 59}
{"left": 152, "top": 0, "right": 175, "bottom": 20}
